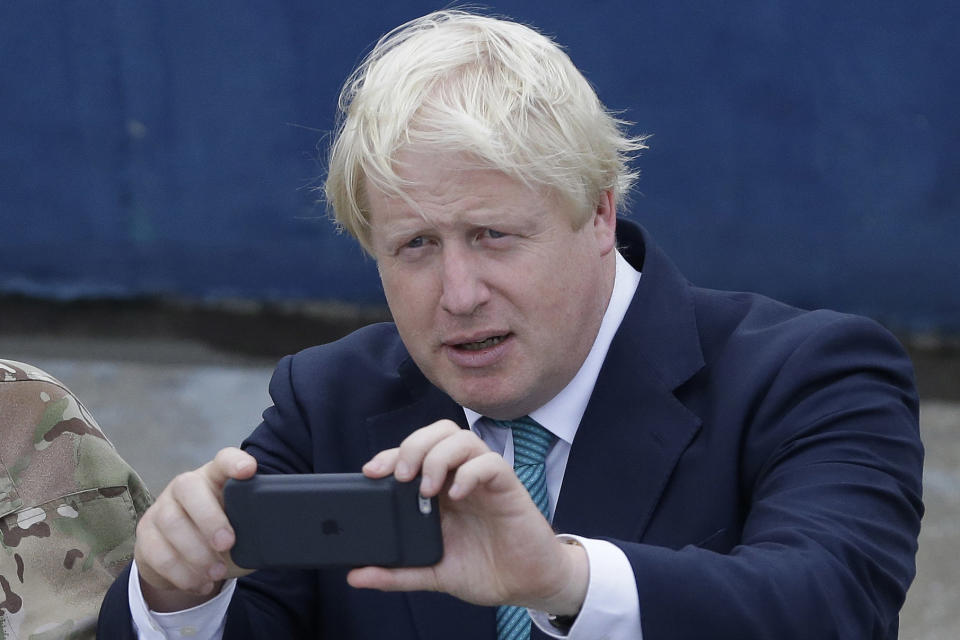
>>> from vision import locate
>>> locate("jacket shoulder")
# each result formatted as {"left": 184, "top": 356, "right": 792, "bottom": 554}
{"left": 0, "top": 360, "right": 151, "bottom": 639}
{"left": 690, "top": 287, "right": 908, "bottom": 366}
{"left": 292, "top": 321, "right": 405, "bottom": 364}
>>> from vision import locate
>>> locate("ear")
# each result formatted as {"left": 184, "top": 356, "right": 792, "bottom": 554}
{"left": 592, "top": 190, "right": 617, "bottom": 256}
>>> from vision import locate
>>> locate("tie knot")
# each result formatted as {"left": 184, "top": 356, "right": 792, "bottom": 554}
{"left": 491, "top": 416, "right": 553, "bottom": 466}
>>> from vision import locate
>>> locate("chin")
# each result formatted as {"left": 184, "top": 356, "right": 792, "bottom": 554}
{"left": 461, "top": 392, "right": 532, "bottom": 420}
{"left": 431, "top": 367, "right": 531, "bottom": 415}
{"left": 448, "top": 387, "right": 516, "bottom": 417}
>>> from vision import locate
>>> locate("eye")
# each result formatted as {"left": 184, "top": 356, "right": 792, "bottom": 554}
{"left": 485, "top": 228, "right": 507, "bottom": 239}
{"left": 394, "top": 235, "right": 437, "bottom": 260}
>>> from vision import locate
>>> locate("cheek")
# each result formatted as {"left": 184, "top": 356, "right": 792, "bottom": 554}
{"left": 380, "top": 268, "right": 435, "bottom": 338}
{"left": 381, "top": 274, "right": 411, "bottom": 317}
{"left": 532, "top": 252, "right": 603, "bottom": 327}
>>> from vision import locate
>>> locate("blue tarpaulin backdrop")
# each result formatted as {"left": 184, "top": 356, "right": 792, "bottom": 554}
{"left": 1, "top": 1, "right": 958, "bottom": 331}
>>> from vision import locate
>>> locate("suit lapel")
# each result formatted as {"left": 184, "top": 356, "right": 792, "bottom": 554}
{"left": 553, "top": 221, "right": 705, "bottom": 541}
{"left": 365, "top": 362, "right": 496, "bottom": 640}
{"left": 364, "top": 362, "right": 467, "bottom": 455}
{"left": 551, "top": 347, "right": 702, "bottom": 541}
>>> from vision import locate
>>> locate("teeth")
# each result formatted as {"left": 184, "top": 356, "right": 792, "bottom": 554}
{"left": 460, "top": 335, "right": 505, "bottom": 351}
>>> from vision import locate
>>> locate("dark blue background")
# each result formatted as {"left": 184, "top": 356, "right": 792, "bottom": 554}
{"left": 1, "top": 1, "right": 957, "bottom": 331}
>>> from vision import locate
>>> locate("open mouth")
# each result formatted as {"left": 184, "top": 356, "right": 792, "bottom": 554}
{"left": 455, "top": 335, "right": 508, "bottom": 351}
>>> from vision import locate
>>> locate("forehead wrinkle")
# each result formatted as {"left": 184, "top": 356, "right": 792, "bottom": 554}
{"left": 377, "top": 149, "right": 556, "bottom": 237}
{"left": 398, "top": 184, "right": 512, "bottom": 228}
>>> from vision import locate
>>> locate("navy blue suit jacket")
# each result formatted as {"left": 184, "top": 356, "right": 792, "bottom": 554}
{"left": 99, "top": 221, "right": 923, "bottom": 639}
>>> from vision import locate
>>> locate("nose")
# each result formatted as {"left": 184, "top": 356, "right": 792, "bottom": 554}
{"left": 439, "top": 246, "right": 490, "bottom": 316}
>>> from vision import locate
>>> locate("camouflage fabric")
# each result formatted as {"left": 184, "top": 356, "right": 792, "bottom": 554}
{"left": 0, "top": 360, "right": 152, "bottom": 640}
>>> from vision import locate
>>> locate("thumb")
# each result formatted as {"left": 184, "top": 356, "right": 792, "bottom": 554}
{"left": 202, "top": 446, "right": 257, "bottom": 494}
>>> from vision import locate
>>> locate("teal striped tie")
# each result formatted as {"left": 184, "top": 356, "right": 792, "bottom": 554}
{"left": 489, "top": 416, "right": 555, "bottom": 640}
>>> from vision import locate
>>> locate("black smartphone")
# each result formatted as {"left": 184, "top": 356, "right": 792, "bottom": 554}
{"left": 223, "top": 473, "right": 443, "bottom": 569}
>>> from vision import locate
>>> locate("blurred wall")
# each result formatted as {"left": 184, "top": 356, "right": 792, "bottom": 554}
{"left": 1, "top": 1, "right": 958, "bottom": 330}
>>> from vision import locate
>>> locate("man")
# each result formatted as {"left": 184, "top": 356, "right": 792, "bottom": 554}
{"left": 98, "top": 10, "right": 923, "bottom": 639}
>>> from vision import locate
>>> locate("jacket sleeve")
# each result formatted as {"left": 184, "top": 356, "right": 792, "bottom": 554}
{"left": 615, "top": 316, "right": 924, "bottom": 639}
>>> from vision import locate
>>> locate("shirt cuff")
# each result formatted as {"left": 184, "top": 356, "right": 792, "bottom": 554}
{"left": 529, "top": 535, "right": 643, "bottom": 640}
{"left": 128, "top": 559, "right": 236, "bottom": 639}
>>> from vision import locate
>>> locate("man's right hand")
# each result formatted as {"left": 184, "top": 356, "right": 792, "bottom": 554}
{"left": 134, "top": 447, "right": 257, "bottom": 612}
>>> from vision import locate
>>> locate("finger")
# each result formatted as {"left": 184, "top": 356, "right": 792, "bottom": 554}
{"left": 419, "top": 429, "right": 490, "bottom": 497}
{"left": 135, "top": 516, "right": 215, "bottom": 595}
{"left": 447, "top": 451, "right": 518, "bottom": 501}
{"left": 149, "top": 496, "right": 228, "bottom": 583}
{"left": 199, "top": 447, "right": 257, "bottom": 492}
{"left": 346, "top": 565, "right": 439, "bottom": 593}
{"left": 362, "top": 447, "right": 400, "bottom": 478}
{"left": 394, "top": 419, "right": 463, "bottom": 482}
{"left": 169, "top": 470, "right": 236, "bottom": 553}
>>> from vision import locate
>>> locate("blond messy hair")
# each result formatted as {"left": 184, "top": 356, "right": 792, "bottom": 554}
{"left": 324, "top": 9, "right": 648, "bottom": 250}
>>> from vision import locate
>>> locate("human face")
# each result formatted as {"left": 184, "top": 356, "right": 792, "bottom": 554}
{"left": 366, "top": 152, "right": 618, "bottom": 419}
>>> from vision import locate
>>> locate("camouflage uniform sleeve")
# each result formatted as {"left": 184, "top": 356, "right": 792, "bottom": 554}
{"left": 0, "top": 360, "right": 153, "bottom": 640}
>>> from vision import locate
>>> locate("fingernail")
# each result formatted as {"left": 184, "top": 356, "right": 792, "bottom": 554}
{"left": 419, "top": 475, "right": 433, "bottom": 495}
{"left": 235, "top": 459, "right": 253, "bottom": 473}
{"left": 212, "top": 528, "right": 233, "bottom": 550}
{"left": 396, "top": 461, "right": 410, "bottom": 480}
{"left": 364, "top": 459, "right": 383, "bottom": 474}
{"left": 199, "top": 582, "right": 215, "bottom": 595}
{"left": 449, "top": 483, "right": 463, "bottom": 499}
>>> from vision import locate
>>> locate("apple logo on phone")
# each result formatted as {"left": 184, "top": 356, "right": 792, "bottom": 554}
{"left": 321, "top": 519, "right": 342, "bottom": 535}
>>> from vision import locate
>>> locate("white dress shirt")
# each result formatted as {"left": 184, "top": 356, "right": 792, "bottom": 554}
{"left": 129, "top": 250, "right": 643, "bottom": 640}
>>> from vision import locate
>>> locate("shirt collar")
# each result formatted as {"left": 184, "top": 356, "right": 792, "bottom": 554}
{"left": 463, "top": 250, "right": 641, "bottom": 444}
